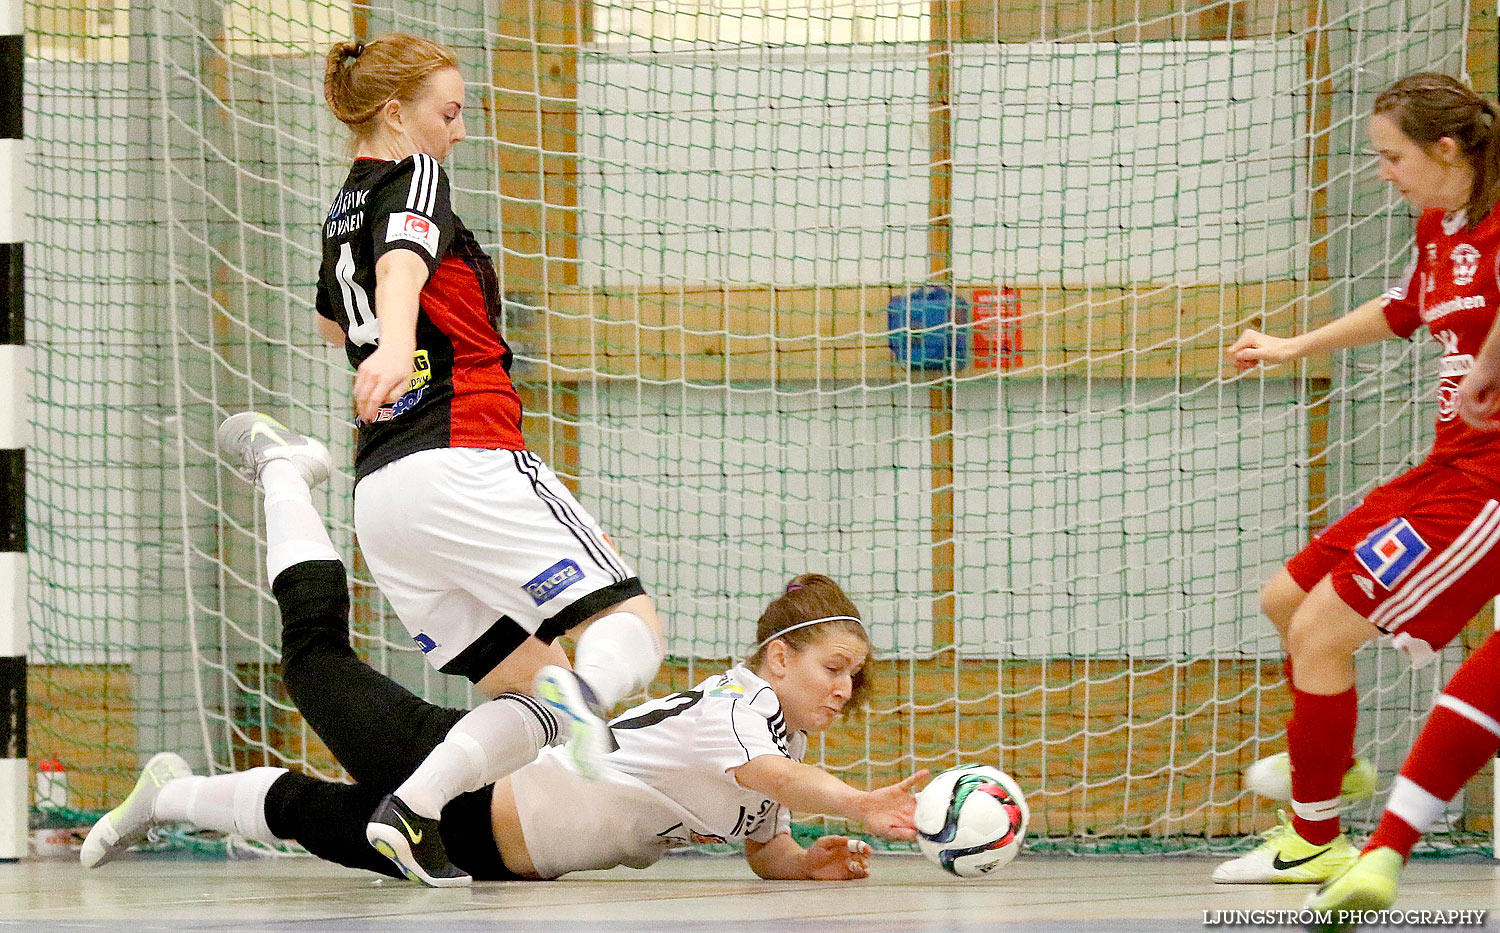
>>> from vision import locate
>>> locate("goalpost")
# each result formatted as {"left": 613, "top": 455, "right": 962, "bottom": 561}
{"left": 18, "top": 0, "right": 1496, "bottom": 855}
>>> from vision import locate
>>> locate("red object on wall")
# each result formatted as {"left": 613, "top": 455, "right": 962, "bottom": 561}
{"left": 971, "top": 287, "right": 1023, "bottom": 371}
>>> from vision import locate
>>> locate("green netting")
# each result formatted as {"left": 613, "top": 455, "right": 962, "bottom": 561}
{"left": 22, "top": 0, "right": 1496, "bottom": 860}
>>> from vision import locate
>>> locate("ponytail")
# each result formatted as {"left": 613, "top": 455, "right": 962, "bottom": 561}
{"left": 323, "top": 33, "right": 459, "bottom": 140}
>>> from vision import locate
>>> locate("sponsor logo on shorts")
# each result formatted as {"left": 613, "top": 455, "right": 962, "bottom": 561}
{"left": 413, "top": 632, "right": 438, "bottom": 653}
{"left": 524, "top": 558, "right": 584, "bottom": 605}
{"left": 1354, "top": 517, "right": 1430, "bottom": 590}
{"left": 386, "top": 211, "right": 440, "bottom": 257}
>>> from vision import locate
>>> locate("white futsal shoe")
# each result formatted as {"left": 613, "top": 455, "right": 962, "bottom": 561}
{"left": 216, "top": 412, "right": 332, "bottom": 490}
{"left": 80, "top": 751, "right": 193, "bottom": 868}
{"left": 534, "top": 665, "right": 618, "bottom": 781}
{"left": 1244, "top": 752, "right": 1377, "bottom": 806}
{"left": 1212, "top": 811, "right": 1358, "bottom": 884}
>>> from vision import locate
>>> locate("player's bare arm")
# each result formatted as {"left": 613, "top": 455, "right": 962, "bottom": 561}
{"left": 731, "top": 755, "right": 926, "bottom": 841}
{"left": 1227, "top": 296, "right": 1395, "bottom": 370}
{"left": 315, "top": 314, "right": 346, "bottom": 347}
{"left": 353, "top": 249, "right": 427, "bottom": 422}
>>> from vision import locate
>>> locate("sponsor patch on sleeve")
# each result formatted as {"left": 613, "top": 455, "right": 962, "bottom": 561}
{"left": 386, "top": 211, "right": 440, "bottom": 258}
{"left": 1354, "top": 517, "right": 1430, "bottom": 590}
{"left": 413, "top": 632, "right": 438, "bottom": 653}
{"left": 524, "top": 558, "right": 584, "bottom": 606}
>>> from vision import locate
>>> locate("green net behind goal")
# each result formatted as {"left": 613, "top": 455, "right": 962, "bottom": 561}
{"left": 21, "top": 0, "right": 1497, "bottom": 854}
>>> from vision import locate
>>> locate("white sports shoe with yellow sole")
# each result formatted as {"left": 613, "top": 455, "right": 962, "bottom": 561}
{"left": 80, "top": 752, "right": 193, "bottom": 869}
{"left": 1212, "top": 811, "right": 1358, "bottom": 884}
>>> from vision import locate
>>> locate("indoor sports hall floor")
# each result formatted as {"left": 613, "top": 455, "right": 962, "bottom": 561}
{"left": 1, "top": 851, "right": 1495, "bottom": 931}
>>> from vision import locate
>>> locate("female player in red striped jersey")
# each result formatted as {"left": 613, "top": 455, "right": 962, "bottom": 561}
{"left": 1218, "top": 73, "right": 1500, "bottom": 887}
{"left": 283, "top": 32, "right": 669, "bottom": 885}
{"left": 1302, "top": 137, "right": 1500, "bottom": 923}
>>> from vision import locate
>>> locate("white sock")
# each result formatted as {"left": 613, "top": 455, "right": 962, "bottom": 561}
{"left": 394, "top": 694, "right": 558, "bottom": 820}
{"left": 262, "top": 460, "right": 338, "bottom": 580}
{"left": 573, "top": 611, "right": 665, "bottom": 707}
{"left": 153, "top": 768, "right": 288, "bottom": 843}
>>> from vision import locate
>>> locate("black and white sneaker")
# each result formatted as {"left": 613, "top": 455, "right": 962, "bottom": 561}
{"left": 216, "top": 412, "right": 333, "bottom": 490}
{"left": 365, "top": 793, "right": 470, "bottom": 887}
{"left": 533, "top": 665, "right": 618, "bottom": 781}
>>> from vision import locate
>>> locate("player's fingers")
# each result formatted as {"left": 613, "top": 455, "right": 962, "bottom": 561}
{"left": 896, "top": 768, "right": 930, "bottom": 791}
{"left": 847, "top": 838, "right": 871, "bottom": 855}
{"left": 1226, "top": 330, "right": 1260, "bottom": 354}
{"left": 380, "top": 375, "right": 408, "bottom": 404}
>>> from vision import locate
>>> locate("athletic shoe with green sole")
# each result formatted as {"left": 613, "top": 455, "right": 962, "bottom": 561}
{"left": 80, "top": 751, "right": 193, "bottom": 869}
{"left": 365, "top": 793, "right": 470, "bottom": 887}
{"left": 1212, "top": 811, "right": 1359, "bottom": 884}
{"left": 534, "top": 665, "right": 618, "bottom": 781}
{"left": 1245, "top": 752, "right": 1377, "bottom": 806}
{"left": 1304, "top": 847, "right": 1404, "bottom": 932}
{"left": 216, "top": 412, "right": 332, "bottom": 490}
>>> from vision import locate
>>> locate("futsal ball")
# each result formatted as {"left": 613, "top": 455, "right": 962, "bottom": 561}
{"left": 914, "top": 765, "right": 1029, "bottom": 878}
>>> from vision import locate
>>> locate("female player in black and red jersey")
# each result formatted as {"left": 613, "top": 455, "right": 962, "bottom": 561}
{"left": 1217, "top": 73, "right": 1500, "bottom": 889}
{"left": 259, "top": 32, "right": 668, "bottom": 886}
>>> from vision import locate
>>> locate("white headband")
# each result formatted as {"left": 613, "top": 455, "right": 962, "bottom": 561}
{"left": 753, "top": 615, "right": 864, "bottom": 651}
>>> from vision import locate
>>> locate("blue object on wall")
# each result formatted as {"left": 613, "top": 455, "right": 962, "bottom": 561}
{"left": 888, "top": 286, "right": 969, "bottom": 370}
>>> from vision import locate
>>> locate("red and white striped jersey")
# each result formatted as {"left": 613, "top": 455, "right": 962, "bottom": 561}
{"left": 1383, "top": 206, "right": 1500, "bottom": 480}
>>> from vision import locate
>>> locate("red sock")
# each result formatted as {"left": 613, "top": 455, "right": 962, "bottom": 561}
{"left": 1368, "top": 632, "right": 1500, "bottom": 859}
{"left": 1287, "top": 685, "right": 1358, "bottom": 845}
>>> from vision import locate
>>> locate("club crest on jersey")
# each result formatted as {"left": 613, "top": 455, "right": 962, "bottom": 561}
{"left": 386, "top": 211, "right": 440, "bottom": 258}
{"left": 1451, "top": 243, "right": 1480, "bottom": 285}
{"left": 1354, "top": 518, "right": 1430, "bottom": 590}
{"left": 524, "top": 559, "right": 583, "bottom": 605}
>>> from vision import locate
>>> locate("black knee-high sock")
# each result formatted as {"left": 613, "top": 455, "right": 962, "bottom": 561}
{"left": 272, "top": 560, "right": 463, "bottom": 790}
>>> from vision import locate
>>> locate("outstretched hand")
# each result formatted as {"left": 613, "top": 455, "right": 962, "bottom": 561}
{"left": 802, "top": 836, "right": 872, "bottom": 880}
{"left": 1227, "top": 329, "right": 1300, "bottom": 370}
{"left": 857, "top": 769, "right": 929, "bottom": 842}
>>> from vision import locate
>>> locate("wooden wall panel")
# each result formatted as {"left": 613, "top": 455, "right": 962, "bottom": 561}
{"left": 26, "top": 665, "right": 137, "bottom": 811}
{"left": 515, "top": 280, "right": 1331, "bottom": 384}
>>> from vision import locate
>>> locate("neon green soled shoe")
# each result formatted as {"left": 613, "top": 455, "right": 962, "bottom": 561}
{"left": 1244, "top": 752, "right": 1377, "bottom": 806}
{"left": 1304, "top": 847, "right": 1403, "bottom": 933}
{"left": 80, "top": 752, "right": 192, "bottom": 868}
{"left": 1212, "top": 811, "right": 1358, "bottom": 884}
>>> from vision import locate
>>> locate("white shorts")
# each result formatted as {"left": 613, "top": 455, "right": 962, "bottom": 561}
{"left": 353, "top": 447, "right": 643, "bottom": 680}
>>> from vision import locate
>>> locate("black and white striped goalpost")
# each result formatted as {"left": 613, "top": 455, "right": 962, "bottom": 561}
{"left": 0, "top": 0, "right": 26, "bottom": 862}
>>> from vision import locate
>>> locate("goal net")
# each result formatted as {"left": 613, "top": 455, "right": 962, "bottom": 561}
{"left": 22, "top": 0, "right": 1495, "bottom": 853}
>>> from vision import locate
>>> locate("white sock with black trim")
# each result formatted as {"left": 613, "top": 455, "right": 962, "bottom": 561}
{"left": 393, "top": 693, "right": 559, "bottom": 820}
{"left": 573, "top": 610, "right": 665, "bottom": 708}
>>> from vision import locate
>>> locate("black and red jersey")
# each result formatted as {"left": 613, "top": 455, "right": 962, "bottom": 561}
{"left": 1383, "top": 207, "right": 1500, "bottom": 480}
{"left": 316, "top": 153, "right": 526, "bottom": 481}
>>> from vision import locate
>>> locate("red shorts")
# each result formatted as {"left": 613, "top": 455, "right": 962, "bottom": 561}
{"left": 1287, "top": 459, "right": 1500, "bottom": 655}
